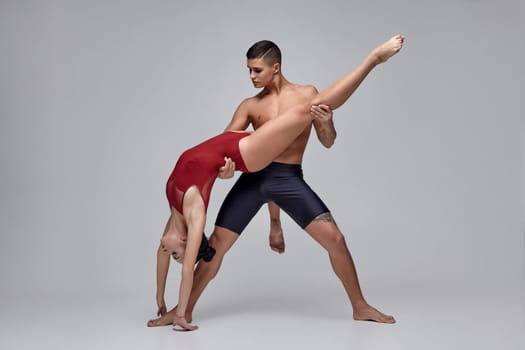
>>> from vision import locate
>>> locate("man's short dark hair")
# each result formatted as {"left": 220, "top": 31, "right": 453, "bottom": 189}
{"left": 246, "top": 40, "right": 282, "bottom": 64}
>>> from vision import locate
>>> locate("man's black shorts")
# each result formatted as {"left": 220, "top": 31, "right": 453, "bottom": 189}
{"left": 215, "top": 162, "right": 330, "bottom": 234}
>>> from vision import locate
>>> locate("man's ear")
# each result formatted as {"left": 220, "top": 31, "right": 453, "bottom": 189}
{"left": 273, "top": 62, "right": 281, "bottom": 74}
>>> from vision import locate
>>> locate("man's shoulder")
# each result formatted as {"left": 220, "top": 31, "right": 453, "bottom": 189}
{"left": 239, "top": 95, "right": 258, "bottom": 107}
{"left": 236, "top": 94, "right": 265, "bottom": 115}
{"left": 289, "top": 83, "right": 318, "bottom": 97}
{"left": 244, "top": 89, "right": 270, "bottom": 102}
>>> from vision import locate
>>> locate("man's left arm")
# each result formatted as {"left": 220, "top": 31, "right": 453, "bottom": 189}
{"left": 217, "top": 157, "right": 235, "bottom": 179}
{"left": 311, "top": 104, "right": 337, "bottom": 148}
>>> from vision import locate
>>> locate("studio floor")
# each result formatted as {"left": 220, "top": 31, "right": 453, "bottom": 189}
{"left": 1, "top": 293, "right": 523, "bottom": 350}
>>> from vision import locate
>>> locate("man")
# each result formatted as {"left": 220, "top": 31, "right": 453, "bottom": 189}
{"left": 149, "top": 35, "right": 403, "bottom": 326}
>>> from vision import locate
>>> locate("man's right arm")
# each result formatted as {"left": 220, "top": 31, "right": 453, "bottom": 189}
{"left": 224, "top": 99, "right": 251, "bottom": 132}
{"left": 218, "top": 99, "right": 250, "bottom": 181}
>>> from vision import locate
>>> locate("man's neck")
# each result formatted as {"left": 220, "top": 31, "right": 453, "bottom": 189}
{"left": 263, "top": 74, "right": 291, "bottom": 95}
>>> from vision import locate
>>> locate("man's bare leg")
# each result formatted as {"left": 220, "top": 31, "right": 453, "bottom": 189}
{"left": 304, "top": 213, "right": 395, "bottom": 323}
{"left": 269, "top": 220, "right": 285, "bottom": 254}
{"left": 147, "top": 226, "right": 239, "bottom": 326}
{"left": 148, "top": 216, "right": 394, "bottom": 325}
{"left": 268, "top": 202, "right": 285, "bottom": 253}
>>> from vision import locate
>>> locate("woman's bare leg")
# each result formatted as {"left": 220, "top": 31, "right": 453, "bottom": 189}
{"left": 145, "top": 217, "right": 172, "bottom": 327}
{"left": 239, "top": 104, "right": 312, "bottom": 172}
{"left": 240, "top": 35, "right": 404, "bottom": 172}
{"left": 311, "top": 35, "right": 404, "bottom": 109}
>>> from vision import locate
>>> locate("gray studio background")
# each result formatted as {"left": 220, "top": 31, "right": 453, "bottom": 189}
{"left": 0, "top": 0, "right": 523, "bottom": 336}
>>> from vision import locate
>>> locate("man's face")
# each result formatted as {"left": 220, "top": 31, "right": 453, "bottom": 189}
{"left": 247, "top": 58, "right": 278, "bottom": 88}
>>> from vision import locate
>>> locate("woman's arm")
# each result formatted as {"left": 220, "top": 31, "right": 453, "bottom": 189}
{"left": 174, "top": 198, "right": 206, "bottom": 331}
{"left": 155, "top": 217, "right": 174, "bottom": 316}
{"left": 155, "top": 243, "right": 170, "bottom": 316}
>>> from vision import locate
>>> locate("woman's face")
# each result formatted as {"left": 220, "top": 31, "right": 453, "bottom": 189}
{"left": 160, "top": 232, "right": 186, "bottom": 264}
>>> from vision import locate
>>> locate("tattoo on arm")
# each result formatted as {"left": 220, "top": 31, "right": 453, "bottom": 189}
{"left": 313, "top": 212, "right": 334, "bottom": 222}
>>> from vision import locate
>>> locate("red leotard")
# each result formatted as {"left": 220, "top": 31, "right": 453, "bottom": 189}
{"left": 166, "top": 131, "right": 251, "bottom": 214}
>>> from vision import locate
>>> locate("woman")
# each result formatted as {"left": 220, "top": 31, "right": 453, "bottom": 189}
{"left": 153, "top": 34, "right": 404, "bottom": 331}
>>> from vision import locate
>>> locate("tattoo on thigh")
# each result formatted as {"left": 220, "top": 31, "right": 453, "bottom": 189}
{"left": 313, "top": 212, "right": 334, "bottom": 222}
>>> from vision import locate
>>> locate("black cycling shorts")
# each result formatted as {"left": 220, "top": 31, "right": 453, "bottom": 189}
{"left": 215, "top": 162, "right": 330, "bottom": 234}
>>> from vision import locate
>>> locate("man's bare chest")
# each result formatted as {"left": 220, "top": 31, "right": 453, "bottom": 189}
{"left": 250, "top": 94, "right": 302, "bottom": 127}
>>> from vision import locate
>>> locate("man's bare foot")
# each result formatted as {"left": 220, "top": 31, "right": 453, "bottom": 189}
{"left": 269, "top": 227, "right": 285, "bottom": 254}
{"left": 371, "top": 34, "right": 404, "bottom": 64}
{"left": 353, "top": 304, "right": 396, "bottom": 324}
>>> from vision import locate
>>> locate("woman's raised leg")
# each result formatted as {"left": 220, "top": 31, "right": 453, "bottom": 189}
{"left": 311, "top": 35, "right": 404, "bottom": 109}
{"left": 240, "top": 35, "right": 404, "bottom": 172}
{"left": 239, "top": 103, "right": 311, "bottom": 172}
